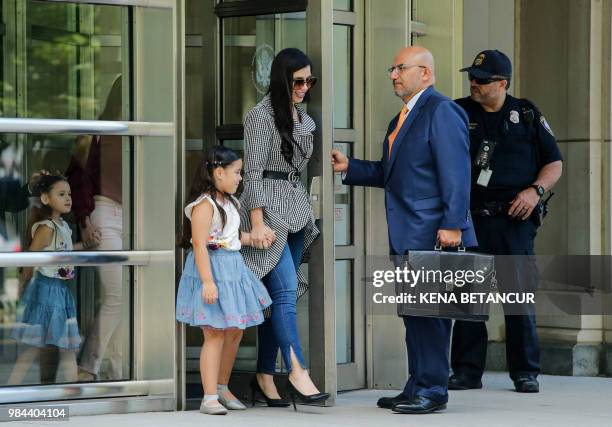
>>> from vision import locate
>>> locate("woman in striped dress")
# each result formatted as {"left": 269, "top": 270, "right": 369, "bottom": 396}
{"left": 239, "top": 48, "right": 329, "bottom": 409}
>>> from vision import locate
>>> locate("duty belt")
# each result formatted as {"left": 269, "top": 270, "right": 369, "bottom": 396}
{"left": 471, "top": 201, "right": 510, "bottom": 217}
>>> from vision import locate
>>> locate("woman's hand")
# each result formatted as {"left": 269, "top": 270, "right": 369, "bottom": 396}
{"left": 202, "top": 280, "right": 219, "bottom": 304}
{"left": 251, "top": 224, "right": 276, "bottom": 250}
{"left": 82, "top": 226, "right": 102, "bottom": 249}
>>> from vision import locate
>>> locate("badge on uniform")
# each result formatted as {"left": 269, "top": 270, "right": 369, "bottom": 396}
{"left": 540, "top": 116, "right": 554, "bottom": 136}
{"left": 509, "top": 110, "right": 520, "bottom": 124}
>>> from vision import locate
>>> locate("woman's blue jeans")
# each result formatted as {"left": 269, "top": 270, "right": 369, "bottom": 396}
{"left": 256, "top": 230, "right": 306, "bottom": 374}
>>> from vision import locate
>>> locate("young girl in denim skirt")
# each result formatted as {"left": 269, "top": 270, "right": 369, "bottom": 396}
{"left": 8, "top": 175, "right": 100, "bottom": 384}
{"left": 176, "top": 146, "right": 272, "bottom": 415}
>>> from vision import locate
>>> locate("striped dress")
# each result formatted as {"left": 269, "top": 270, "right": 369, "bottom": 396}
{"left": 239, "top": 95, "right": 320, "bottom": 307}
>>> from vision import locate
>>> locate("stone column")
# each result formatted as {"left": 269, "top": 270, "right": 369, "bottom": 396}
{"left": 520, "top": 0, "right": 610, "bottom": 376}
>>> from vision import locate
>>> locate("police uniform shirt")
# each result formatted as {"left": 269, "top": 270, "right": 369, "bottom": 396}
{"left": 455, "top": 95, "right": 563, "bottom": 205}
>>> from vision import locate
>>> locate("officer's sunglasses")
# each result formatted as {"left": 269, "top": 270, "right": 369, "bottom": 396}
{"left": 292, "top": 76, "right": 318, "bottom": 89}
{"left": 468, "top": 73, "right": 506, "bottom": 85}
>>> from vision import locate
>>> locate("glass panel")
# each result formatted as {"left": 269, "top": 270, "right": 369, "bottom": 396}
{"left": 334, "top": 0, "right": 353, "bottom": 11}
{"left": 333, "top": 25, "right": 352, "bottom": 129}
{"left": 0, "top": 1, "right": 152, "bottom": 390}
{"left": 1, "top": 1, "right": 129, "bottom": 120}
{"left": 334, "top": 142, "right": 353, "bottom": 245}
{"left": 0, "top": 131, "right": 131, "bottom": 252}
{"left": 222, "top": 12, "right": 306, "bottom": 125}
{"left": 186, "top": 46, "right": 204, "bottom": 140}
{"left": 185, "top": 0, "right": 208, "bottom": 142}
{"left": 335, "top": 260, "right": 353, "bottom": 364}
{"left": 0, "top": 130, "right": 131, "bottom": 385}
{"left": 411, "top": 0, "right": 455, "bottom": 97}
{"left": 0, "top": 265, "right": 131, "bottom": 385}
{"left": 0, "top": 133, "right": 132, "bottom": 385}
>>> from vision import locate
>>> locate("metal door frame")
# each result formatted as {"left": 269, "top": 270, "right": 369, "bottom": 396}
{"left": 331, "top": 0, "right": 367, "bottom": 392}
{"left": 0, "top": 0, "right": 178, "bottom": 417}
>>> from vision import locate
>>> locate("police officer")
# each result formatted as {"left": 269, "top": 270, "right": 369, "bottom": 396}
{"left": 449, "top": 50, "right": 563, "bottom": 393}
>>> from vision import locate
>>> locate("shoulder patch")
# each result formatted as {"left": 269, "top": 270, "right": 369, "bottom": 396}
{"left": 540, "top": 116, "right": 554, "bottom": 136}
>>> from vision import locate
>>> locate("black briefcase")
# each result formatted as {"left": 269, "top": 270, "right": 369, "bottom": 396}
{"left": 395, "top": 244, "right": 496, "bottom": 321}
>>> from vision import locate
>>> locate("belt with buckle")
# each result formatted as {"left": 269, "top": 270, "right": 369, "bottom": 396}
{"left": 263, "top": 170, "right": 301, "bottom": 184}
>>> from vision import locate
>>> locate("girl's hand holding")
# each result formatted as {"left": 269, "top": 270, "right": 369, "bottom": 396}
{"left": 82, "top": 225, "right": 101, "bottom": 248}
{"left": 83, "top": 229, "right": 101, "bottom": 249}
{"left": 202, "top": 281, "right": 219, "bottom": 304}
{"left": 251, "top": 224, "right": 275, "bottom": 250}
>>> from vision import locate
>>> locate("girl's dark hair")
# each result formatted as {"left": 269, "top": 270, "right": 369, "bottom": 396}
{"left": 268, "top": 48, "right": 312, "bottom": 168}
{"left": 26, "top": 174, "right": 68, "bottom": 248}
{"left": 178, "top": 146, "right": 241, "bottom": 249}
{"left": 34, "top": 174, "right": 68, "bottom": 215}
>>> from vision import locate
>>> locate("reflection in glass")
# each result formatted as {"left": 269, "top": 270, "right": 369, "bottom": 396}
{"left": 0, "top": 265, "right": 130, "bottom": 385}
{"left": 222, "top": 13, "right": 306, "bottom": 125}
{"left": 334, "top": 143, "right": 352, "bottom": 245}
{"left": 0, "top": 128, "right": 131, "bottom": 385}
{"left": 333, "top": 25, "right": 352, "bottom": 129}
{"left": 7, "top": 175, "right": 84, "bottom": 385}
{"left": 1, "top": 1, "right": 127, "bottom": 120}
{"left": 1, "top": 170, "right": 130, "bottom": 385}
{"left": 0, "top": 128, "right": 130, "bottom": 384}
{"left": 335, "top": 260, "right": 353, "bottom": 364}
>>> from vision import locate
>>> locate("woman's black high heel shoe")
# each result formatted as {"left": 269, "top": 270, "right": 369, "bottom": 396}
{"left": 286, "top": 380, "right": 330, "bottom": 411}
{"left": 249, "top": 376, "right": 290, "bottom": 407}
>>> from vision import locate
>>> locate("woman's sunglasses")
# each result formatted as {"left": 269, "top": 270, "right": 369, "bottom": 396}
{"left": 292, "top": 76, "right": 318, "bottom": 89}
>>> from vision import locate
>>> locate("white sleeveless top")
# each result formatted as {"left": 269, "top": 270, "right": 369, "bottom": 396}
{"left": 185, "top": 194, "right": 241, "bottom": 251}
{"left": 32, "top": 218, "right": 75, "bottom": 280}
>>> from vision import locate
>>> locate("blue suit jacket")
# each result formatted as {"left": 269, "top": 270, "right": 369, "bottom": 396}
{"left": 343, "top": 86, "right": 477, "bottom": 253}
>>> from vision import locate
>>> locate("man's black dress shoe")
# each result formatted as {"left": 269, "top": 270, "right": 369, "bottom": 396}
{"left": 392, "top": 395, "right": 447, "bottom": 414}
{"left": 376, "top": 393, "right": 410, "bottom": 409}
{"left": 448, "top": 372, "right": 483, "bottom": 390}
{"left": 514, "top": 375, "right": 539, "bottom": 393}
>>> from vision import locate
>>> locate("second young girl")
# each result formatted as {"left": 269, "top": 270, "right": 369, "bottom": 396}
{"left": 9, "top": 175, "right": 100, "bottom": 385}
{"left": 176, "top": 146, "right": 272, "bottom": 415}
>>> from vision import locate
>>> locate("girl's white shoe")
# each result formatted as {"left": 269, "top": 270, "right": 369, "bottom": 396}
{"left": 217, "top": 384, "right": 247, "bottom": 410}
{"left": 200, "top": 395, "right": 228, "bottom": 415}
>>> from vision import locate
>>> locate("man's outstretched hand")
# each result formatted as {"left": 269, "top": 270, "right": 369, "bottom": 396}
{"left": 331, "top": 149, "right": 349, "bottom": 173}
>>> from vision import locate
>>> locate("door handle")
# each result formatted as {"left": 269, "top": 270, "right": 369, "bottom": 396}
{"left": 309, "top": 176, "right": 322, "bottom": 220}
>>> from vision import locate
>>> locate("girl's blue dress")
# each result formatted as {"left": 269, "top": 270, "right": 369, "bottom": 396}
{"left": 176, "top": 249, "right": 272, "bottom": 329}
{"left": 175, "top": 194, "right": 272, "bottom": 329}
{"left": 11, "top": 273, "right": 81, "bottom": 350}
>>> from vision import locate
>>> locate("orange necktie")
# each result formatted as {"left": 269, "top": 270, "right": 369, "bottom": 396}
{"left": 388, "top": 106, "right": 409, "bottom": 158}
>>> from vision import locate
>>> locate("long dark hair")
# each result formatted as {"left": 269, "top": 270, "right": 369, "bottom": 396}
{"left": 99, "top": 75, "right": 122, "bottom": 121}
{"left": 178, "top": 146, "right": 241, "bottom": 249}
{"left": 268, "top": 48, "right": 312, "bottom": 168}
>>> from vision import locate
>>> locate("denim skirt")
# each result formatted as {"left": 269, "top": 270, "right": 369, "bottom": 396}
{"left": 176, "top": 249, "right": 272, "bottom": 329}
{"left": 11, "top": 273, "right": 81, "bottom": 350}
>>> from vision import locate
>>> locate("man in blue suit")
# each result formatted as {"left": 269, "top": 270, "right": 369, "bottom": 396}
{"left": 331, "top": 46, "right": 477, "bottom": 414}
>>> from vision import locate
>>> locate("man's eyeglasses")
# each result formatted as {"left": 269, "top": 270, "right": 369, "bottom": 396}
{"left": 468, "top": 74, "right": 507, "bottom": 85}
{"left": 387, "top": 64, "right": 426, "bottom": 75}
{"left": 293, "top": 76, "right": 318, "bottom": 89}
